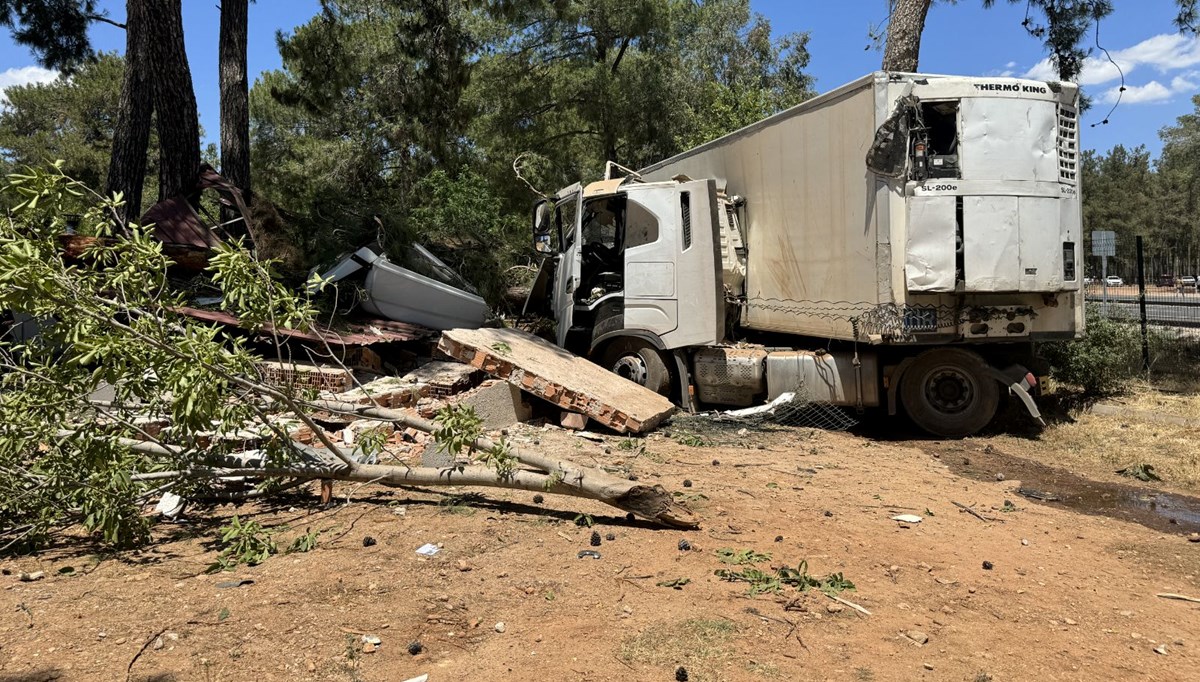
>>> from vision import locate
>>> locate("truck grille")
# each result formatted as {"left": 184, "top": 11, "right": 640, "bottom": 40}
{"left": 1057, "top": 105, "right": 1078, "bottom": 184}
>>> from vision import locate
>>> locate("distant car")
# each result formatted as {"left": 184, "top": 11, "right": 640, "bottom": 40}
{"left": 1157, "top": 274, "right": 1177, "bottom": 288}
{"left": 1104, "top": 275, "right": 1124, "bottom": 287}
{"left": 1179, "top": 276, "right": 1198, "bottom": 293}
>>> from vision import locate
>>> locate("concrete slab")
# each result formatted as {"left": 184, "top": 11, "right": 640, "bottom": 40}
{"left": 438, "top": 327, "right": 675, "bottom": 434}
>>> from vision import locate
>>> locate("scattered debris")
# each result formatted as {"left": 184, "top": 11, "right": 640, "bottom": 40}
{"left": 982, "top": 561, "right": 994, "bottom": 570}
{"left": 678, "top": 539, "right": 693, "bottom": 551}
{"left": 17, "top": 571, "right": 44, "bottom": 582}
{"left": 494, "top": 621, "right": 506, "bottom": 633}
{"left": 952, "top": 500, "right": 997, "bottom": 522}
{"left": 215, "top": 579, "right": 254, "bottom": 589}
{"left": 416, "top": 543, "right": 441, "bottom": 557}
{"left": 1017, "top": 487, "right": 1061, "bottom": 502}
{"left": 1156, "top": 593, "right": 1200, "bottom": 604}
{"left": 577, "top": 550, "right": 602, "bottom": 560}
{"left": 1154, "top": 644, "right": 1168, "bottom": 655}
{"left": 891, "top": 514, "right": 923, "bottom": 524}
{"left": 1116, "top": 464, "right": 1162, "bottom": 482}
{"left": 407, "top": 641, "right": 424, "bottom": 655}
{"left": 675, "top": 666, "right": 689, "bottom": 681}
{"left": 657, "top": 577, "right": 691, "bottom": 589}
{"left": 532, "top": 494, "right": 544, "bottom": 504}
{"left": 904, "top": 630, "right": 929, "bottom": 645}
{"left": 605, "top": 533, "right": 616, "bottom": 541}
{"left": 362, "top": 536, "right": 377, "bottom": 547}
{"left": 154, "top": 492, "right": 186, "bottom": 519}
{"left": 401, "top": 675, "right": 430, "bottom": 682}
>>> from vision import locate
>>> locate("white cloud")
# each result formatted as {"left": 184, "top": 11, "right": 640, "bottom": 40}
{"left": 0, "top": 65, "right": 58, "bottom": 104}
{"left": 1021, "top": 32, "right": 1200, "bottom": 86}
{"left": 1106, "top": 80, "right": 1171, "bottom": 104}
{"left": 1100, "top": 69, "right": 1200, "bottom": 104}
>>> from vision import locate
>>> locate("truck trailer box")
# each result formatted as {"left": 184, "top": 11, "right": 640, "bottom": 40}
{"left": 638, "top": 72, "right": 1084, "bottom": 345}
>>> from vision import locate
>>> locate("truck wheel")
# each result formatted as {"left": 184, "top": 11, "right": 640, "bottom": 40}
{"left": 599, "top": 339, "right": 671, "bottom": 396}
{"left": 900, "top": 348, "right": 999, "bottom": 438}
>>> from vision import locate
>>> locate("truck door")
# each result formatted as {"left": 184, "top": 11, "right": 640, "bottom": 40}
{"left": 554, "top": 187, "right": 582, "bottom": 347}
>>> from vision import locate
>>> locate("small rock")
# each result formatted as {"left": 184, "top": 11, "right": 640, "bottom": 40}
{"left": 775, "top": 535, "right": 783, "bottom": 542}
{"left": 1154, "top": 644, "right": 1167, "bottom": 655}
{"left": 1188, "top": 533, "right": 1199, "bottom": 543}
{"left": 628, "top": 474, "right": 639, "bottom": 481}
{"left": 982, "top": 561, "right": 994, "bottom": 570}
{"left": 823, "top": 510, "right": 833, "bottom": 518}
{"left": 682, "top": 479, "right": 693, "bottom": 488}
{"left": 711, "top": 459, "right": 720, "bottom": 466}
{"left": 494, "top": 622, "right": 506, "bottom": 633}
{"left": 456, "top": 559, "right": 472, "bottom": 572}
{"left": 1119, "top": 610, "right": 1134, "bottom": 617}
{"left": 590, "top": 531, "right": 602, "bottom": 547}
{"left": 906, "top": 630, "right": 930, "bottom": 645}
{"left": 1065, "top": 618, "right": 1078, "bottom": 626}
{"left": 923, "top": 663, "right": 934, "bottom": 671}
{"left": 1021, "top": 538, "right": 1029, "bottom": 546}
{"left": 17, "top": 571, "right": 44, "bottom": 582}
{"left": 362, "top": 642, "right": 377, "bottom": 654}
{"left": 152, "top": 636, "right": 165, "bottom": 650}
{"left": 361, "top": 635, "right": 382, "bottom": 646}
{"left": 306, "top": 660, "right": 317, "bottom": 672}
{"left": 678, "top": 539, "right": 692, "bottom": 551}
{"left": 1131, "top": 632, "right": 1142, "bottom": 639}
{"left": 407, "top": 641, "right": 424, "bottom": 655}
{"left": 532, "top": 494, "right": 544, "bottom": 504}
{"left": 362, "top": 536, "right": 377, "bottom": 547}
{"left": 675, "top": 666, "right": 689, "bottom": 682}
{"left": 621, "top": 605, "right": 633, "bottom": 615}
{"left": 826, "top": 603, "right": 844, "bottom": 614}
{"left": 605, "top": 533, "right": 616, "bottom": 542}
{"left": 995, "top": 473, "right": 1005, "bottom": 481}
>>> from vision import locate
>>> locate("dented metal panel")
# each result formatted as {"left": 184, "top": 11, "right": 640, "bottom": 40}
{"left": 960, "top": 98, "right": 1058, "bottom": 183}
{"left": 1017, "top": 197, "right": 1064, "bottom": 291}
{"left": 963, "top": 196, "right": 1020, "bottom": 290}
{"left": 905, "top": 195, "right": 956, "bottom": 292}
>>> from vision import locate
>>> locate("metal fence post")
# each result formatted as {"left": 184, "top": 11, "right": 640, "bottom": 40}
{"left": 1136, "top": 236, "right": 1150, "bottom": 373}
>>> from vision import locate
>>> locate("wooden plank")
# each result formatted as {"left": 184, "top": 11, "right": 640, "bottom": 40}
{"left": 437, "top": 328, "right": 675, "bottom": 434}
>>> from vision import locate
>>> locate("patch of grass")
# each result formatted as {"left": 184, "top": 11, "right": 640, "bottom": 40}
{"left": 716, "top": 560, "right": 855, "bottom": 597}
{"left": 676, "top": 433, "right": 711, "bottom": 447}
{"left": 747, "top": 660, "right": 781, "bottom": 677}
{"left": 439, "top": 495, "right": 478, "bottom": 516}
{"left": 714, "top": 548, "right": 771, "bottom": 565}
{"left": 620, "top": 618, "right": 738, "bottom": 681}
{"left": 855, "top": 667, "right": 875, "bottom": 681}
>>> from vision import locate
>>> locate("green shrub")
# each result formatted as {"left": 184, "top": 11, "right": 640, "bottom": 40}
{"left": 1041, "top": 305, "right": 1144, "bottom": 395}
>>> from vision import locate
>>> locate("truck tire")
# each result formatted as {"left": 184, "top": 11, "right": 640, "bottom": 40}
{"left": 900, "top": 348, "right": 999, "bottom": 438}
{"left": 599, "top": 338, "right": 672, "bottom": 396}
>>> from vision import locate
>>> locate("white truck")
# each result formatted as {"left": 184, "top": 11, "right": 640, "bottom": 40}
{"left": 526, "top": 72, "right": 1084, "bottom": 437}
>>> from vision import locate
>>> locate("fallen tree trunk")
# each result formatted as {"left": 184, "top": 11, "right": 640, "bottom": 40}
{"left": 320, "top": 399, "right": 698, "bottom": 528}
{"left": 66, "top": 402, "right": 701, "bottom": 529}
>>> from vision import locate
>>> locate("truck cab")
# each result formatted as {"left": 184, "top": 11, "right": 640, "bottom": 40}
{"left": 529, "top": 168, "right": 729, "bottom": 398}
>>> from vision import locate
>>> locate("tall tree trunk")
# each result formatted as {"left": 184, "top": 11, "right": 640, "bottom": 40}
{"left": 145, "top": 0, "right": 201, "bottom": 202}
{"left": 104, "top": 0, "right": 152, "bottom": 224}
{"left": 219, "top": 0, "right": 251, "bottom": 231}
{"left": 882, "top": 0, "right": 933, "bottom": 72}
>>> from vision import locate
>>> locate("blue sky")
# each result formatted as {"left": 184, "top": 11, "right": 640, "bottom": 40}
{"left": 0, "top": 1, "right": 1196, "bottom": 157}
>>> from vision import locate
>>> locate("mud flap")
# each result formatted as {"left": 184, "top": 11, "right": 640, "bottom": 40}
{"left": 984, "top": 364, "right": 1044, "bottom": 426}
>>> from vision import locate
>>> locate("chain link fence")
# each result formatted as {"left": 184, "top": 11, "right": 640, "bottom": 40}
{"left": 1083, "top": 232, "right": 1200, "bottom": 380}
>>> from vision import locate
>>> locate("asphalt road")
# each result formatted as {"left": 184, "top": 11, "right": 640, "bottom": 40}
{"left": 1087, "top": 298, "right": 1200, "bottom": 328}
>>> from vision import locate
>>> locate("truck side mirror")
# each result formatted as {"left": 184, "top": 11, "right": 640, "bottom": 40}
{"left": 532, "top": 201, "right": 554, "bottom": 256}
